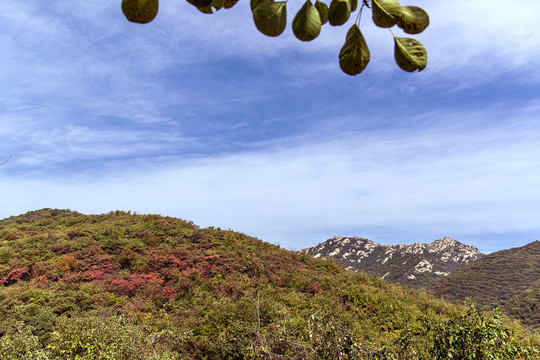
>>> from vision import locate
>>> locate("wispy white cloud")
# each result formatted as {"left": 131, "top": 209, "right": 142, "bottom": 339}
{"left": 419, "top": 0, "right": 540, "bottom": 86}
{"left": 2, "top": 103, "right": 539, "bottom": 252}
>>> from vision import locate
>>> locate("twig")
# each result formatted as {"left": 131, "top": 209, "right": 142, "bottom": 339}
{"left": 0, "top": 155, "right": 12, "bottom": 166}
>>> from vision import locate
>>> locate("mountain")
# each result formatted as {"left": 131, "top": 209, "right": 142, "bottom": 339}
{"left": 303, "top": 236, "right": 484, "bottom": 288}
{"left": 0, "top": 209, "right": 537, "bottom": 359}
{"left": 428, "top": 241, "right": 540, "bottom": 330}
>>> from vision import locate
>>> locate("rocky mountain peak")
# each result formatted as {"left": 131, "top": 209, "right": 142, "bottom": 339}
{"left": 433, "top": 237, "right": 458, "bottom": 246}
{"left": 303, "top": 236, "right": 484, "bottom": 288}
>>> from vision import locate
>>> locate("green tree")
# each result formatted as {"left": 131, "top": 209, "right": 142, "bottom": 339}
{"left": 120, "top": 0, "right": 429, "bottom": 75}
{"left": 431, "top": 304, "right": 539, "bottom": 359}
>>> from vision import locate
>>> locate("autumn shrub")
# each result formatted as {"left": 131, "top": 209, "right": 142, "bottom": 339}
{"left": 55, "top": 254, "right": 79, "bottom": 272}
{"left": 3, "top": 232, "right": 19, "bottom": 241}
{"left": 1, "top": 267, "right": 29, "bottom": 285}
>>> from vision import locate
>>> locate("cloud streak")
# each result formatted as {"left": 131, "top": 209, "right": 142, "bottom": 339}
{"left": 2, "top": 103, "right": 539, "bottom": 253}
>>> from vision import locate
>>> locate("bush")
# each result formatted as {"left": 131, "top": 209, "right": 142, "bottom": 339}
{"left": 47, "top": 315, "right": 181, "bottom": 360}
{"left": 431, "top": 304, "right": 539, "bottom": 359}
{"left": 0, "top": 329, "right": 51, "bottom": 359}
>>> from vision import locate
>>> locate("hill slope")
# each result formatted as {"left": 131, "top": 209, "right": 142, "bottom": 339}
{"left": 303, "top": 236, "right": 483, "bottom": 288}
{"left": 0, "top": 209, "right": 537, "bottom": 359}
{"left": 428, "top": 240, "right": 540, "bottom": 330}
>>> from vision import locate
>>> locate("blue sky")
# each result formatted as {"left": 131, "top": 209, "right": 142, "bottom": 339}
{"left": 1, "top": 0, "right": 539, "bottom": 253}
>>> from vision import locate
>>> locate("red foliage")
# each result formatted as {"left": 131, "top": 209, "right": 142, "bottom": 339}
{"left": 89, "top": 269, "right": 106, "bottom": 280}
{"left": 162, "top": 286, "right": 176, "bottom": 302}
{"left": 57, "top": 269, "right": 109, "bottom": 284}
{"left": 146, "top": 254, "right": 187, "bottom": 272}
{"left": 174, "top": 249, "right": 191, "bottom": 260}
{"left": 29, "top": 275, "right": 50, "bottom": 289}
{"left": 3, "top": 233, "right": 18, "bottom": 241}
{"left": 111, "top": 273, "right": 165, "bottom": 296}
{"left": 1, "top": 267, "right": 29, "bottom": 285}
{"left": 307, "top": 282, "right": 322, "bottom": 295}
{"left": 200, "top": 261, "right": 217, "bottom": 278}
{"left": 78, "top": 252, "right": 117, "bottom": 274}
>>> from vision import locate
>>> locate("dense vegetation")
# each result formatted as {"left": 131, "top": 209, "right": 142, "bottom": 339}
{"left": 0, "top": 209, "right": 538, "bottom": 359}
{"left": 429, "top": 241, "right": 540, "bottom": 331}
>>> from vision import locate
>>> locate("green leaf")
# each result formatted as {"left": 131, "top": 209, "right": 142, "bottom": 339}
{"left": 293, "top": 0, "right": 322, "bottom": 41}
{"left": 328, "top": 0, "right": 350, "bottom": 26}
{"left": 223, "top": 0, "right": 239, "bottom": 8}
{"left": 372, "top": 0, "right": 400, "bottom": 28}
{"left": 253, "top": 2, "right": 287, "bottom": 37}
{"left": 194, "top": 0, "right": 224, "bottom": 14}
{"left": 394, "top": 37, "right": 427, "bottom": 72}
{"left": 121, "top": 0, "right": 159, "bottom": 24}
{"left": 339, "top": 24, "right": 370, "bottom": 75}
{"left": 397, "top": 6, "right": 429, "bottom": 34}
{"left": 314, "top": 0, "right": 329, "bottom": 25}
{"left": 349, "top": 0, "right": 357, "bottom": 12}
{"left": 193, "top": 5, "right": 213, "bottom": 13}
{"left": 186, "top": 0, "right": 213, "bottom": 8}
{"left": 211, "top": 0, "right": 224, "bottom": 11}
{"left": 251, "top": 0, "right": 268, "bottom": 12}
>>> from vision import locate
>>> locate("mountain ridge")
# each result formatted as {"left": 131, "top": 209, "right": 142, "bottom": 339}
{"left": 303, "top": 236, "right": 484, "bottom": 288}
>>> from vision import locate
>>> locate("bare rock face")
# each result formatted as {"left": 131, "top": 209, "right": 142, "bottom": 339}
{"left": 303, "top": 236, "right": 484, "bottom": 288}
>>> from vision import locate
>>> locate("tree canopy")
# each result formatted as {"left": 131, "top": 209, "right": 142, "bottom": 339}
{"left": 121, "top": 0, "right": 429, "bottom": 75}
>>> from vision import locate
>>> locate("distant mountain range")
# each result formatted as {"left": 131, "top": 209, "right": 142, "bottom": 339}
{"left": 303, "top": 236, "right": 484, "bottom": 288}
{"left": 428, "top": 240, "right": 540, "bottom": 330}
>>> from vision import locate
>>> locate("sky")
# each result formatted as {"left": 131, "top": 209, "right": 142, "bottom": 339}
{"left": 1, "top": 0, "right": 539, "bottom": 253}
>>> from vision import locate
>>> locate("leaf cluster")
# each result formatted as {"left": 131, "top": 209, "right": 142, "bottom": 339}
{"left": 120, "top": 0, "right": 429, "bottom": 75}
{"left": 337, "top": 0, "right": 428, "bottom": 75}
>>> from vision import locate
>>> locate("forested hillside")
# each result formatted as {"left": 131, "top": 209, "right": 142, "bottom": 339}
{"left": 0, "top": 209, "right": 538, "bottom": 359}
{"left": 429, "top": 241, "right": 540, "bottom": 330}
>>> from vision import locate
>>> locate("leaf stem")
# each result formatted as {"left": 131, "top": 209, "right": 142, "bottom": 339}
{"left": 0, "top": 155, "right": 12, "bottom": 166}
{"left": 355, "top": 2, "right": 365, "bottom": 25}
